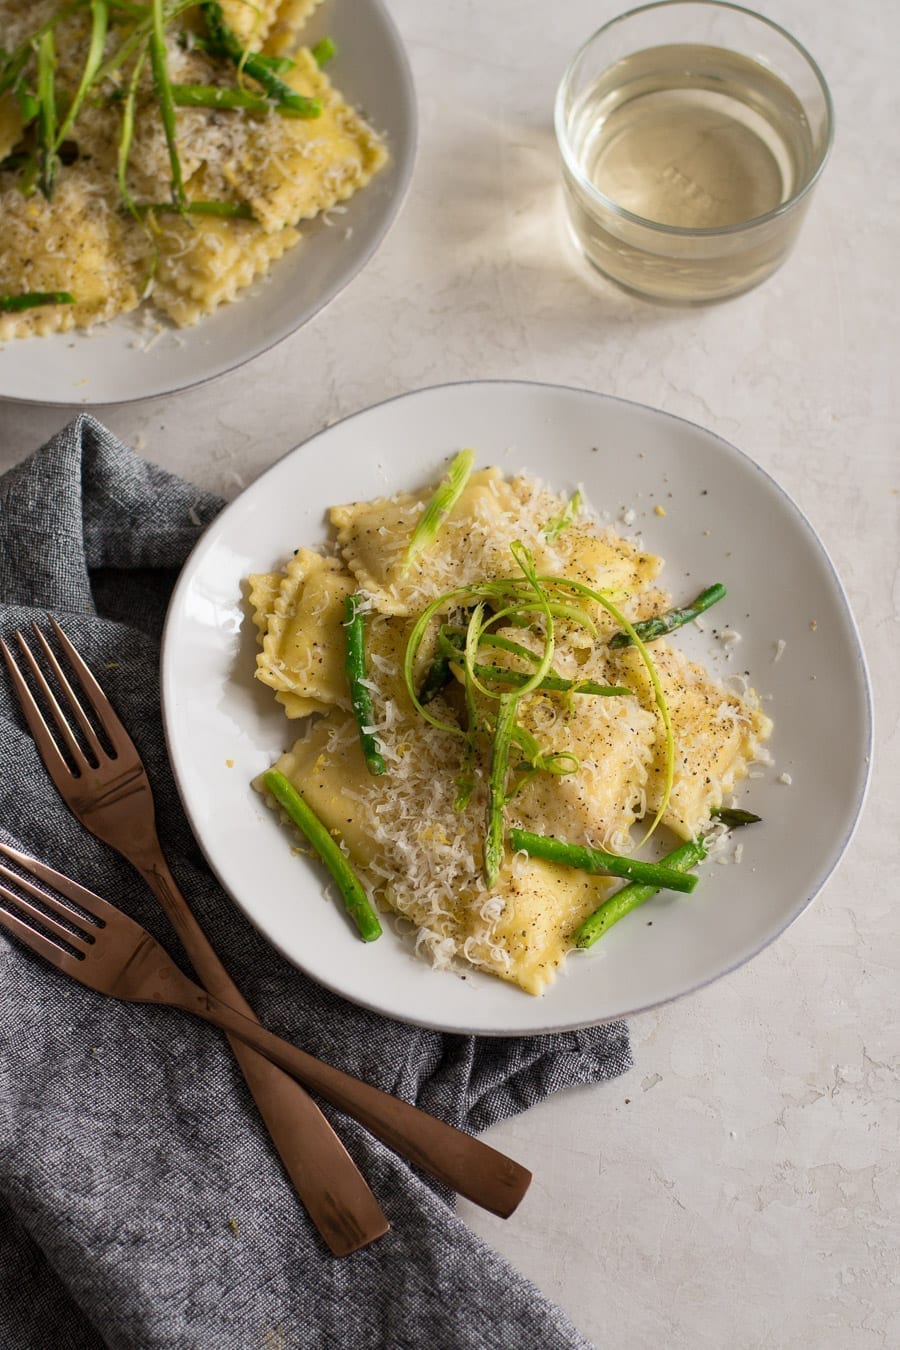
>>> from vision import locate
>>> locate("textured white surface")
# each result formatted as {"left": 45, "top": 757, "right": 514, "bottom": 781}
{"left": 0, "top": 1, "right": 897, "bottom": 1346}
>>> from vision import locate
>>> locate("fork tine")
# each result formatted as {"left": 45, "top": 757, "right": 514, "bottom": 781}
{"left": 0, "top": 636, "right": 78, "bottom": 784}
{"left": 0, "top": 843, "right": 110, "bottom": 926}
{"left": 0, "top": 891, "right": 83, "bottom": 971}
{"left": 11, "top": 630, "right": 91, "bottom": 772}
{"left": 49, "top": 617, "right": 133, "bottom": 757}
{"left": 31, "top": 623, "right": 106, "bottom": 762}
{"left": 0, "top": 863, "right": 94, "bottom": 956}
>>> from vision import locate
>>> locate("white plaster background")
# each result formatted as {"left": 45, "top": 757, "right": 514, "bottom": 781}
{"left": 0, "top": 1, "right": 897, "bottom": 1345}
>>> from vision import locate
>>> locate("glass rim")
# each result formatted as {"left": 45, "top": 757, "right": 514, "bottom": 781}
{"left": 554, "top": 0, "right": 835, "bottom": 239}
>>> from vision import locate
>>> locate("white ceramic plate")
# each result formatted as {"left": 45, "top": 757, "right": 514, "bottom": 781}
{"left": 0, "top": 0, "right": 415, "bottom": 407}
{"left": 162, "top": 381, "right": 872, "bottom": 1035}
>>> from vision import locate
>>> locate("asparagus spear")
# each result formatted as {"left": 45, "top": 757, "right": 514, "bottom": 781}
{"left": 262, "top": 770, "right": 382, "bottom": 942}
{"left": 609, "top": 583, "right": 727, "bottom": 648}
{"left": 150, "top": 0, "right": 187, "bottom": 208}
{"left": 181, "top": 35, "right": 295, "bottom": 74}
{"left": 200, "top": 1, "right": 322, "bottom": 118}
{"left": 574, "top": 807, "right": 759, "bottom": 947}
{"left": 134, "top": 199, "right": 254, "bottom": 219}
{"left": 573, "top": 838, "right": 708, "bottom": 948}
{"left": 171, "top": 82, "right": 272, "bottom": 112}
{"left": 344, "top": 593, "right": 386, "bottom": 777}
{"left": 171, "top": 81, "right": 318, "bottom": 120}
{"left": 508, "top": 828, "right": 699, "bottom": 893}
{"left": 454, "top": 670, "right": 479, "bottom": 812}
{"left": 711, "top": 806, "right": 762, "bottom": 826}
{"left": 473, "top": 662, "right": 629, "bottom": 697}
{"left": 474, "top": 631, "right": 541, "bottom": 663}
{"left": 0, "top": 291, "right": 75, "bottom": 312}
{"left": 35, "top": 30, "right": 58, "bottom": 199}
{"left": 118, "top": 46, "right": 148, "bottom": 218}
{"left": 249, "top": 53, "right": 296, "bottom": 76}
{"left": 311, "top": 36, "right": 337, "bottom": 67}
{"left": 417, "top": 646, "right": 455, "bottom": 706}
{"left": 404, "top": 448, "right": 475, "bottom": 572}
{"left": 485, "top": 694, "right": 516, "bottom": 886}
{"left": 54, "top": 0, "right": 108, "bottom": 151}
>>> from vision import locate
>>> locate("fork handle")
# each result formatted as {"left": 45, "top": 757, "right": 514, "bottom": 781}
{"left": 167, "top": 979, "right": 532, "bottom": 1220}
{"left": 138, "top": 861, "right": 389, "bottom": 1255}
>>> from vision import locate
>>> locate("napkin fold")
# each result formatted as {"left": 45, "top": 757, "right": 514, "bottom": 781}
{"left": 0, "top": 416, "right": 630, "bottom": 1350}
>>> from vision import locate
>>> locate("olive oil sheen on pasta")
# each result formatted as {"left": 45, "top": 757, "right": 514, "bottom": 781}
{"left": 563, "top": 44, "right": 817, "bottom": 300}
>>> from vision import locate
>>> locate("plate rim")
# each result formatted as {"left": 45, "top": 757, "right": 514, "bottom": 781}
{"left": 0, "top": 0, "right": 418, "bottom": 410}
{"left": 161, "top": 377, "right": 874, "bottom": 1034}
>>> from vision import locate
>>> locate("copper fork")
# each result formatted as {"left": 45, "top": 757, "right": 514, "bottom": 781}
{"left": 1, "top": 619, "right": 389, "bottom": 1256}
{"left": 0, "top": 843, "right": 531, "bottom": 1217}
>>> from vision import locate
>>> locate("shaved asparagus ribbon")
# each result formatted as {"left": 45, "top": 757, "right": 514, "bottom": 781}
{"left": 402, "top": 541, "right": 675, "bottom": 884}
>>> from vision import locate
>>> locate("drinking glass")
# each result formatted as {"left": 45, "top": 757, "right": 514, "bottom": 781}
{"left": 554, "top": 1, "right": 834, "bottom": 302}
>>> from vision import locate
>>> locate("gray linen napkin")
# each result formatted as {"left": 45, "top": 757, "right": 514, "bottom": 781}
{"left": 0, "top": 416, "right": 630, "bottom": 1350}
